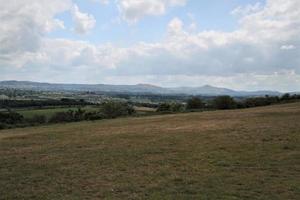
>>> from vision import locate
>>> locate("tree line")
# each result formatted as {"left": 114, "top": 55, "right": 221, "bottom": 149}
{"left": 1, "top": 93, "right": 299, "bottom": 130}
{"left": 0, "top": 101, "right": 135, "bottom": 129}
{"left": 0, "top": 98, "right": 92, "bottom": 109}
{"left": 157, "top": 93, "right": 300, "bottom": 112}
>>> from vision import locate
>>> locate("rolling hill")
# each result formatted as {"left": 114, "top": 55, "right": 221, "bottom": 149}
{"left": 0, "top": 80, "right": 282, "bottom": 96}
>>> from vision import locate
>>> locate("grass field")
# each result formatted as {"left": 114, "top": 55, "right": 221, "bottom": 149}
{"left": 0, "top": 103, "right": 299, "bottom": 199}
{"left": 11, "top": 105, "right": 155, "bottom": 119}
{"left": 14, "top": 106, "right": 100, "bottom": 119}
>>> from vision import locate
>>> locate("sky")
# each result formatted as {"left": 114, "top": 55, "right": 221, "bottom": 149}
{"left": 0, "top": 0, "right": 300, "bottom": 92}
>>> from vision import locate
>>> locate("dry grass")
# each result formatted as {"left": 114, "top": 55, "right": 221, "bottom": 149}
{"left": 0, "top": 103, "right": 300, "bottom": 199}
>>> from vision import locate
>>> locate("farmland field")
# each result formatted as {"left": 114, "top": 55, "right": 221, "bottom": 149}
{"left": 14, "top": 106, "right": 100, "bottom": 119}
{"left": 5, "top": 105, "right": 155, "bottom": 120}
{"left": 0, "top": 103, "right": 299, "bottom": 199}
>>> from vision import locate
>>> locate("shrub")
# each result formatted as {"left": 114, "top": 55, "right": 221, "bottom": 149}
{"left": 170, "top": 103, "right": 185, "bottom": 112}
{"left": 73, "top": 108, "right": 86, "bottom": 121}
{"left": 242, "top": 96, "right": 280, "bottom": 108}
{"left": 281, "top": 93, "right": 291, "bottom": 101}
{"left": 157, "top": 102, "right": 184, "bottom": 113}
{"left": 157, "top": 103, "right": 171, "bottom": 112}
{"left": 49, "top": 108, "right": 87, "bottom": 123}
{"left": 26, "top": 115, "right": 47, "bottom": 124}
{"left": 213, "top": 96, "right": 236, "bottom": 110}
{"left": 49, "top": 110, "right": 74, "bottom": 123}
{"left": 101, "top": 101, "right": 135, "bottom": 118}
{"left": 186, "top": 97, "right": 204, "bottom": 110}
{"left": 0, "top": 112, "right": 24, "bottom": 124}
{"left": 0, "top": 123, "right": 7, "bottom": 129}
{"left": 84, "top": 112, "right": 105, "bottom": 121}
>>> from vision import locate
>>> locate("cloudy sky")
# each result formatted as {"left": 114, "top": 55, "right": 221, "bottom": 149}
{"left": 0, "top": 0, "right": 299, "bottom": 91}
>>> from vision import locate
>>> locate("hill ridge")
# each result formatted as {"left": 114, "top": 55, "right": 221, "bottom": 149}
{"left": 0, "top": 80, "right": 282, "bottom": 96}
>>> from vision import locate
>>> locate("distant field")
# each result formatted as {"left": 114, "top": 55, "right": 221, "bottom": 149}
{"left": 133, "top": 106, "right": 157, "bottom": 113}
{"left": 0, "top": 103, "right": 299, "bottom": 199}
{"left": 5, "top": 106, "right": 156, "bottom": 119}
{"left": 15, "top": 106, "right": 100, "bottom": 119}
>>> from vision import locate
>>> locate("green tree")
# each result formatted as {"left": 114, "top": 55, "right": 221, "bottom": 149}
{"left": 170, "top": 103, "right": 184, "bottom": 112}
{"left": 213, "top": 96, "right": 236, "bottom": 110}
{"left": 186, "top": 97, "right": 204, "bottom": 110}
{"left": 101, "top": 101, "right": 135, "bottom": 118}
{"left": 281, "top": 93, "right": 291, "bottom": 101}
{"left": 157, "top": 103, "right": 171, "bottom": 112}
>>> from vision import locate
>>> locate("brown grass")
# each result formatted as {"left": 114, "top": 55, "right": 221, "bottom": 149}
{"left": 0, "top": 103, "right": 299, "bottom": 199}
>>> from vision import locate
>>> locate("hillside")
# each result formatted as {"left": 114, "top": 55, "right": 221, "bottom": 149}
{"left": 0, "top": 80, "right": 282, "bottom": 96}
{"left": 0, "top": 103, "right": 300, "bottom": 199}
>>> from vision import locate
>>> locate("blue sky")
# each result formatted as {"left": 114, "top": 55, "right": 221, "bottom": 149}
{"left": 1, "top": 0, "right": 299, "bottom": 92}
{"left": 49, "top": 0, "right": 265, "bottom": 45}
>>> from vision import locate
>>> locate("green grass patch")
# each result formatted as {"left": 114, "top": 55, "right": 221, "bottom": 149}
{"left": 14, "top": 106, "right": 100, "bottom": 119}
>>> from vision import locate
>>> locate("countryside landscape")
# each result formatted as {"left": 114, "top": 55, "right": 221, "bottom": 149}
{"left": 0, "top": 81, "right": 299, "bottom": 200}
{"left": 1, "top": 0, "right": 300, "bottom": 199}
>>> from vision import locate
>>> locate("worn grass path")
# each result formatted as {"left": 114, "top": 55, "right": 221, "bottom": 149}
{"left": 0, "top": 103, "right": 300, "bottom": 199}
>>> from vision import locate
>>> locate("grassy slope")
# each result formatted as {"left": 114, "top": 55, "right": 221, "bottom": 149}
{"left": 0, "top": 103, "right": 299, "bottom": 200}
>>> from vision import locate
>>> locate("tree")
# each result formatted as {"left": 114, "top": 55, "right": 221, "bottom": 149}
{"left": 170, "top": 103, "right": 184, "bottom": 112}
{"left": 157, "top": 102, "right": 184, "bottom": 113}
{"left": 186, "top": 97, "right": 204, "bottom": 110}
{"left": 73, "top": 108, "right": 86, "bottom": 121}
{"left": 101, "top": 101, "right": 135, "bottom": 118}
{"left": 27, "top": 115, "right": 47, "bottom": 124}
{"left": 49, "top": 110, "right": 75, "bottom": 123}
{"left": 213, "top": 96, "right": 236, "bottom": 110}
{"left": 157, "top": 103, "right": 171, "bottom": 112}
{"left": 84, "top": 112, "right": 104, "bottom": 121}
{"left": 0, "top": 112, "right": 24, "bottom": 124}
{"left": 281, "top": 93, "right": 291, "bottom": 101}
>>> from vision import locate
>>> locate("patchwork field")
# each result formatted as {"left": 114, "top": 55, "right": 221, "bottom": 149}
{"left": 0, "top": 103, "right": 299, "bottom": 199}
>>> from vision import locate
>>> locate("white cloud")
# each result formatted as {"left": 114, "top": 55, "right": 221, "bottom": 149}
{"left": 167, "top": 17, "right": 184, "bottom": 34}
{"left": 0, "top": 0, "right": 71, "bottom": 55}
{"left": 94, "top": 0, "right": 110, "bottom": 5}
{"left": 116, "top": 0, "right": 187, "bottom": 23}
{"left": 281, "top": 45, "right": 296, "bottom": 50}
{"left": 0, "top": 0, "right": 99, "bottom": 68}
{"left": 1, "top": 0, "right": 300, "bottom": 91}
{"left": 101, "top": 70, "right": 300, "bottom": 92}
{"left": 71, "top": 4, "right": 96, "bottom": 34}
{"left": 231, "top": 2, "right": 262, "bottom": 16}
{"left": 101, "top": 0, "right": 300, "bottom": 85}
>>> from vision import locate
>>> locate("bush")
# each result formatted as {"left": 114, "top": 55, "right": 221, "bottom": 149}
{"left": 157, "top": 103, "right": 171, "bottom": 112}
{"left": 26, "top": 115, "right": 47, "bottom": 124}
{"left": 157, "top": 102, "right": 184, "bottom": 112}
{"left": 281, "top": 93, "right": 291, "bottom": 101}
{"left": 241, "top": 96, "right": 280, "bottom": 108}
{"left": 213, "top": 96, "right": 236, "bottom": 110}
{"left": 186, "top": 97, "right": 204, "bottom": 110}
{"left": 170, "top": 103, "right": 185, "bottom": 112}
{"left": 0, "top": 123, "right": 7, "bottom": 129}
{"left": 73, "top": 108, "right": 86, "bottom": 121}
{"left": 101, "top": 101, "right": 135, "bottom": 118}
{"left": 0, "top": 112, "right": 24, "bottom": 124}
{"left": 84, "top": 112, "right": 105, "bottom": 121}
{"left": 49, "top": 110, "right": 75, "bottom": 123}
{"left": 0, "top": 99, "right": 92, "bottom": 109}
{"left": 49, "top": 108, "right": 87, "bottom": 123}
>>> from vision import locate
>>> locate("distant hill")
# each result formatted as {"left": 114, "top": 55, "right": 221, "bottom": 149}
{"left": 0, "top": 80, "right": 282, "bottom": 96}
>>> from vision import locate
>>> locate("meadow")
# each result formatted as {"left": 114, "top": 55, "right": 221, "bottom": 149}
{"left": 6, "top": 105, "right": 155, "bottom": 120}
{"left": 14, "top": 106, "right": 100, "bottom": 119}
{"left": 0, "top": 103, "right": 299, "bottom": 199}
